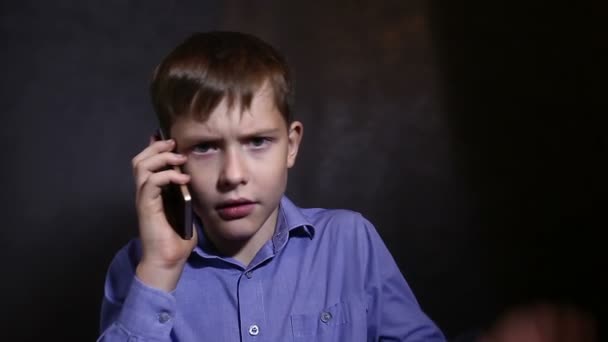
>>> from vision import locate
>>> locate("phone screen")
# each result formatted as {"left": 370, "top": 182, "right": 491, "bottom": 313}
{"left": 156, "top": 128, "right": 194, "bottom": 240}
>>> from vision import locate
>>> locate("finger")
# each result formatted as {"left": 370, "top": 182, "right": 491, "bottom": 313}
{"left": 139, "top": 169, "right": 191, "bottom": 203}
{"left": 132, "top": 139, "right": 176, "bottom": 170}
{"left": 134, "top": 152, "right": 188, "bottom": 189}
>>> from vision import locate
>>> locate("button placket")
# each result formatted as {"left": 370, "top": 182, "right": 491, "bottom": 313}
{"left": 238, "top": 266, "right": 266, "bottom": 340}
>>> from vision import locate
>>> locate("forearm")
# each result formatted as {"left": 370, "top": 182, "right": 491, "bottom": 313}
{"left": 97, "top": 322, "right": 137, "bottom": 342}
{"left": 99, "top": 276, "right": 178, "bottom": 342}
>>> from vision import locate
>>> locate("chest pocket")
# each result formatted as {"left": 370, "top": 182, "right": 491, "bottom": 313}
{"left": 290, "top": 299, "right": 367, "bottom": 341}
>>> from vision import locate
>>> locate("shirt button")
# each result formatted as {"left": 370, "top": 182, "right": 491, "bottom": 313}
{"left": 248, "top": 324, "right": 260, "bottom": 336}
{"left": 320, "top": 311, "right": 332, "bottom": 323}
{"left": 245, "top": 271, "right": 253, "bottom": 279}
{"left": 158, "top": 311, "right": 171, "bottom": 324}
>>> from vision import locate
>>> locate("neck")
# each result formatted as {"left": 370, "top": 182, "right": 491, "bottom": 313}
{"left": 206, "top": 207, "right": 279, "bottom": 267}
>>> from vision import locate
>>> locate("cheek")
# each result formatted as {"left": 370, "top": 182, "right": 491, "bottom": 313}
{"left": 263, "top": 143, "right": 289, "bottom": 165}
{"left": 254, "top": 157, "right": 288, "bottom": 188}
{"left": 184, "top": 161, "right": 217, "bottom": 193}
{"left": 189, "top": 174, "right": 211, "bottom": 192}
{"left": 253, "top": 149, "right": 287, "bottom": 170}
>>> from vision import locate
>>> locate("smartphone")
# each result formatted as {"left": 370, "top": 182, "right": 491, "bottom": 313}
{"left": 155, "top": 127, "right": 194, "bottom": 240}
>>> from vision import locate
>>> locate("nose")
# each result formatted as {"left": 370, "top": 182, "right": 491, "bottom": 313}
{"left": 218, "top": 147, "right": 248, "bottom": 190}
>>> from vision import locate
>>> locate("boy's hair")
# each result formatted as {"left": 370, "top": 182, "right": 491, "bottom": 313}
{"left": 150, "top": 31, "right": 293, "bottom": 132}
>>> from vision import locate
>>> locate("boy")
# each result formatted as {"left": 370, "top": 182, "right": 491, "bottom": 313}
{"left": 98, "top": 31, "right": 445, "bottom": 341}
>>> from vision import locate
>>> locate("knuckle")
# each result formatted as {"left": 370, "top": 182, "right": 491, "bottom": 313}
{"left": 133, "top": 167, "right": 147, "bottom": 184}
{"left": 140, "top": 177, "right": 151, "bottom": 191}
{"left": 146, "top": 172, "right": 161, "bottom": 185}
{"left": 135, "top": 176, "right": 146, "bottom": 190}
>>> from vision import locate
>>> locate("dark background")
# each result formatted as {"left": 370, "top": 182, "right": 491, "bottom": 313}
{"left": 1, "top": 1, "right": 604, "bottom": 340}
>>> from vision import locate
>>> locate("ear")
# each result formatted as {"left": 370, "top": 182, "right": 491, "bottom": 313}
{"left": 286, "top": 121, "right": 303, "bottom": 168}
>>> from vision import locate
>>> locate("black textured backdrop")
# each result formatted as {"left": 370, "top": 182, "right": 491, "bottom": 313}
{"left": 1, "top": 1, "right": 604, "bottom": 340}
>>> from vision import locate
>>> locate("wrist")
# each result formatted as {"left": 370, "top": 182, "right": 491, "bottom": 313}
{"left": 136, "top": 260, "right": 185, "bottom": 292}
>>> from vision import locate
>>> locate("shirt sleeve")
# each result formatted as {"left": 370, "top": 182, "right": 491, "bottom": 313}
{"left": 97, "top": 240, "right": 177, "bottom": 342}
{"left": 358, "top": 215, "right": 447, "bottom": 341}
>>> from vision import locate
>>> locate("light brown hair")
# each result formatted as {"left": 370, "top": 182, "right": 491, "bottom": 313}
{"left": 150, "top": 31, "right": 293, "bottom": 133}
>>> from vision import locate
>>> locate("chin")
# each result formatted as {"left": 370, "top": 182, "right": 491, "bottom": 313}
{"left": 214, "top": 219, "right": 263, "bottom": 241}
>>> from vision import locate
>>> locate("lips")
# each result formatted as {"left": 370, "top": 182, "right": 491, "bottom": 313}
{"left": 215, "top": 198, "right": 256, "bottom": 220}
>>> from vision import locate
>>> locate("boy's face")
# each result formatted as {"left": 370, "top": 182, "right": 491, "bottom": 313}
{"left": 170, "top": 85, "right": 302, "bottom": 243}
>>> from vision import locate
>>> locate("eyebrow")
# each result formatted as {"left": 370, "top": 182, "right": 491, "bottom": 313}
{"left": 240, "top": 128, "right": 281, "bottom": 137}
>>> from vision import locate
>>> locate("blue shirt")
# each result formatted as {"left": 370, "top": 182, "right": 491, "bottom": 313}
{"left": 98, "top": 196, "right": 446, "bottom": 341}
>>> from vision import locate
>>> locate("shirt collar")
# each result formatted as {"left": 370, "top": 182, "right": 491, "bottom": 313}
{"left": 277, "top": 195, "right": 315, "bottom": 238}
{"left": 192, "top": 195, "right": 314, "bottom": 259}
{"left": 271, "top": 196, "right": 315, "bottom": 253}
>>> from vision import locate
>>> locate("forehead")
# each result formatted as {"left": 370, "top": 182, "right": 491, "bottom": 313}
{"left": 170, "top": 86, "right": 285, "bottom": 139}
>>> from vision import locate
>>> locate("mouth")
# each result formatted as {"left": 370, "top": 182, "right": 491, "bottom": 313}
{"left": 215, "top": 198, "right": 256, "bottom": 220}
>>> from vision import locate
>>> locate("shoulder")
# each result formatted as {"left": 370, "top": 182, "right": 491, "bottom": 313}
{"left": 293, "top": 204, "right": 395, "bottom": 280}
{"left": 301, "top": 207, "right": 372, "bottom": 230}
{"left": 298, "top": 205, "right": 380, "bottom": 247}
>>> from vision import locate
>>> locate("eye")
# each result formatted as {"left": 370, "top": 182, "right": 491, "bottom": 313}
{"left": 192, "top": 142, "right": 218, "bottom": 155}
{"left": 248, "top": 137, "right": 272, "bottom": 149}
